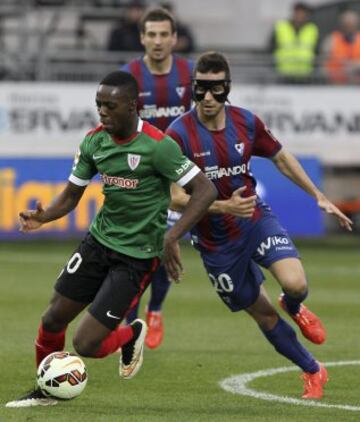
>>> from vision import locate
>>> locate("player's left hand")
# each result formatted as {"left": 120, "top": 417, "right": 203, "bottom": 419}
{"left": 162, "top": 234, "right": 183, "bottom": 283}
{"left": 318, "top": 197, "right": 353, "bottom": 231}
{"left": 224, "top": 187, "right": 257, "bottom": 218}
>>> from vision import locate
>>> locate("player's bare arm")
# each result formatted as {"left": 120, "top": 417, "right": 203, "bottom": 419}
{"left": 19, "top": 182, "right": 86, "bottom": 232}
{"left": 272, "top": 149, "right": 353, "bottom": 231}
{"left": 163, "top": 172, "right": 217, "bottom": 283}
{"left": 211, "top": 187, "right": 257, "bottom": 218}
{"left": 170, "top": 184, "right": 256, "bottom": 218}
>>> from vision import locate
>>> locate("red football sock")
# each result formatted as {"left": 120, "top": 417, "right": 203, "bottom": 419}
{"left": 95, "top": 325, "right": 134, "bottom": 358}
{"left": 35, "top": 324, "right": 67, "bottom": 367}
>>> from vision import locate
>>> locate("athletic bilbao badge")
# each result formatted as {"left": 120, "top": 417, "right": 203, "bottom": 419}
{"left": 128, "top": 154, "right": 141, "bottom": 171}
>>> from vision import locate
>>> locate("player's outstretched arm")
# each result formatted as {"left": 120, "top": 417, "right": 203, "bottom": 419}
{"left": 19, "top": 182, "right": 87, "bottom": 232}
{"left": 164, "top": 172, "right": 217, "bottom": 282}
{"left": 272, "top": 149, "right": 353, "bottom": 231}
{"left": 316, "top": 196, "right": 353, "bottom": 231}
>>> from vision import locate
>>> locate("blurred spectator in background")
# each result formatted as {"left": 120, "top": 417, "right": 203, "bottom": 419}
{"left": 323, "top": 10, "right": 360, "bottom": 84}
{"left": 0, "top": 17, "right": 6, "bottom": 80}
{"left": 92, "top": 0, "right": 125, "bottom": 6}
{"left": 268, "top": 2, "right": 319, "bottom": 83}
{"left": 107, "top": 0, "right": 146, "bottom": 52}
{"left": 34, "top": 0, "right": 65, "bottom": 5}
{"left": 161, "top": 2, "right": 195, "bottom": 53}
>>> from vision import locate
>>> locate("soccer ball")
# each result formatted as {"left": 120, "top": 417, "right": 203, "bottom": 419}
{"left": 37, "top": 351, "right": 88, "bottom": 399}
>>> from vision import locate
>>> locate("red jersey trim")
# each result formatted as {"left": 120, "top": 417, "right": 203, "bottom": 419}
{"left": 141, "top": 121, "right": 166, "bottom": 141}
{"left": 86, "top": 124, "right": 103, "bottom": 137}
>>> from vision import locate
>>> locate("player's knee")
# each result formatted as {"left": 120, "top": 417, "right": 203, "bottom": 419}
{"left": 72, "top": 334, "right": 98, "bottom": 358}
{"left": 282, "top": 274, "right": 307, "bottom": 297}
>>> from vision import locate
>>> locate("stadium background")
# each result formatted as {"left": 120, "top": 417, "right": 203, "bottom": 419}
{"left": 1, "top": 0, "right": 359, "bottom": 238}
{"left": 0, "top": 1, "right": 360, "bottom": 420}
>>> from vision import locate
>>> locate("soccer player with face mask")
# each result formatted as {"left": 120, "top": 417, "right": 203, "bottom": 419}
{"left": 168, "top": 52, "right": 352, "bottom": 399}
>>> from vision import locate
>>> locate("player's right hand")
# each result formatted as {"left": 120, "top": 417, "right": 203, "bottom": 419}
{"left": 223, "top": 187, "right": 257, "bottom": 218}
{"left": 19, "top": 201, "right": 45, "bottom": 232}
{"left": 317, "top": 196, "right": 353, "bottom": 232}
{"left": 162, "top": 234, "right": 183, "bottom": 283}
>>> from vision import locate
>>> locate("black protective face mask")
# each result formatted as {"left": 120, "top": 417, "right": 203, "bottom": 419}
{"left": 192, "top": 79, "right": 231, "bottom": 103}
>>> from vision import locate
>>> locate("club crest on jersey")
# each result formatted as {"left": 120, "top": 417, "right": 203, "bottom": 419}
{"left": 235, "top": 142, "right": 244, "bottom": 155}
{"left": 128, "top": 154, "right": 141, "bottom": 171}
{"left": 176, "top": 86, "right": 186, "bottom": 98}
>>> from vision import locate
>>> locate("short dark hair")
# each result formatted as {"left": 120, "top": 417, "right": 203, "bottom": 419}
{"left": 100, "top": 71, "right": 139, "bottom": 100}
{"left": 194, "top": 52, "right": 231, "bottom": 80}
{"left": 140, "top": 7, "right": 176, "bottom": 33}
{"left": 294, "top": 2, "right": 311, "bottom": 13}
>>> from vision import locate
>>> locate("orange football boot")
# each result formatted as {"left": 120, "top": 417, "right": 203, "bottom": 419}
{"left": 145, "top": 310, "right": 164, "bottom": 349}
{"left": 302, "top": 363, "right": 328, "bottom": 399}
{"left": 279, "top": 294, "right": 326, "bottom": 344}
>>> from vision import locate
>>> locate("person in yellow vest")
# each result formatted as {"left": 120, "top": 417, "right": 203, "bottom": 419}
{"left": 268, "top": 2, "right": 319, "bottom": 83}
{"left": 323, "top": 10, "right": 360, "bottom": 84}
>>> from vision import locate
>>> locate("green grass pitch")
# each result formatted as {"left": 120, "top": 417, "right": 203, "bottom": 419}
{"left": 0, "top": 237, "right": 359, "bottom": 421}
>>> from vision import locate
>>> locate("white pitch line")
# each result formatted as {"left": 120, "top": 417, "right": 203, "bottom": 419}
{"left": 220, "top": 360, "right": 360, "bottom": 412}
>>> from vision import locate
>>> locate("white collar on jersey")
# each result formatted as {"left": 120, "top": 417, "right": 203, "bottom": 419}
{"left": 137, "top": 118, "right": 143, "bottom": 133}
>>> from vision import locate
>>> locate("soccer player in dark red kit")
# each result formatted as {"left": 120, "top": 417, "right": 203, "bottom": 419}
{"left": 169, "top": 52, "right": 353, "bottom": 399}
{"left": 5, "top": 70, "right": 216, "bottom": 408}
{"left": 122, "top": 7, "right": 193, "bottom": 349}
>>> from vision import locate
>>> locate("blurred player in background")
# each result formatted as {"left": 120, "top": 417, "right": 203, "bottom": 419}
{"left": 121, "top": 6, "right": 194, "bottom": 349}
{"left": 160, "top": 2, "right": 196, "bottom": 53}
{"left": 169, "top": 52, "right": 353, "bottom": 399}
{"left": 6, "top": 70, "right": 216, "bottom": 408}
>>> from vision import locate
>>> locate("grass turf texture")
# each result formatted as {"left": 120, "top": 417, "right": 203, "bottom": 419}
{"left": 0, "top": 236, "right": 359, "bottom": 421}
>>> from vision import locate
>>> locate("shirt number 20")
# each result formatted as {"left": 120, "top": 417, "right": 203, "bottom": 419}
{"left": 208, "top": 273, "right": 234, "bottom": 293}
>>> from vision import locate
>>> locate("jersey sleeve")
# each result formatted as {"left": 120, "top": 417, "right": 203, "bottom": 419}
{"left": 69, "top": 136, "right": 98, "bottom": 186}
{"left": 252, "top": 115, "right": 282, "bottom": 158}
{"left": 165, "top": 127, "right": 186, "bottom": 153}
{"left": 153, "top": 135, "right": 200, "bottom": 187}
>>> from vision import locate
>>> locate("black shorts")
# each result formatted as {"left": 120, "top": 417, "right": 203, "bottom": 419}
{"left": 55, "top": 233, "right": 160, "bottom": 330}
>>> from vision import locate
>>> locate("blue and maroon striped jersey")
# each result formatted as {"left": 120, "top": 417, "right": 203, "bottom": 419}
{"left": 166, "top": 105, "right": 283, "bottom": 251}
{"left": 122, "top": 55, "right": 193, "bottom": 131}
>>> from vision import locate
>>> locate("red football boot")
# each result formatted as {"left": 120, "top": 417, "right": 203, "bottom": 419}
{"left": 145, "top": 310, "right": 164, "bottom": 349}
{"left": 302, "top": 363, "right": 328, "bottom": 399}
{"left": 279, "top": 294, "right": 326, "bottom": 345}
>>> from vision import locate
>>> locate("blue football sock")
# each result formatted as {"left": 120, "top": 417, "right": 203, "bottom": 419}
{"left": 282, "top": 289, "right": 308, "bottom": 315}
{"left": 125, "top": 304, "right": 139, "bottom": 324}
{"left": 148, "top": 265, "right": 171, "bottom": 312}
{"left": 262, "top": 317, "right": 319, "bottom": 373}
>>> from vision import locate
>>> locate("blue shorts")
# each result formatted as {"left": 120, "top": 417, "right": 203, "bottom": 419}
{"left": 199, "top": 214, "right": 299, "bottom": 312}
